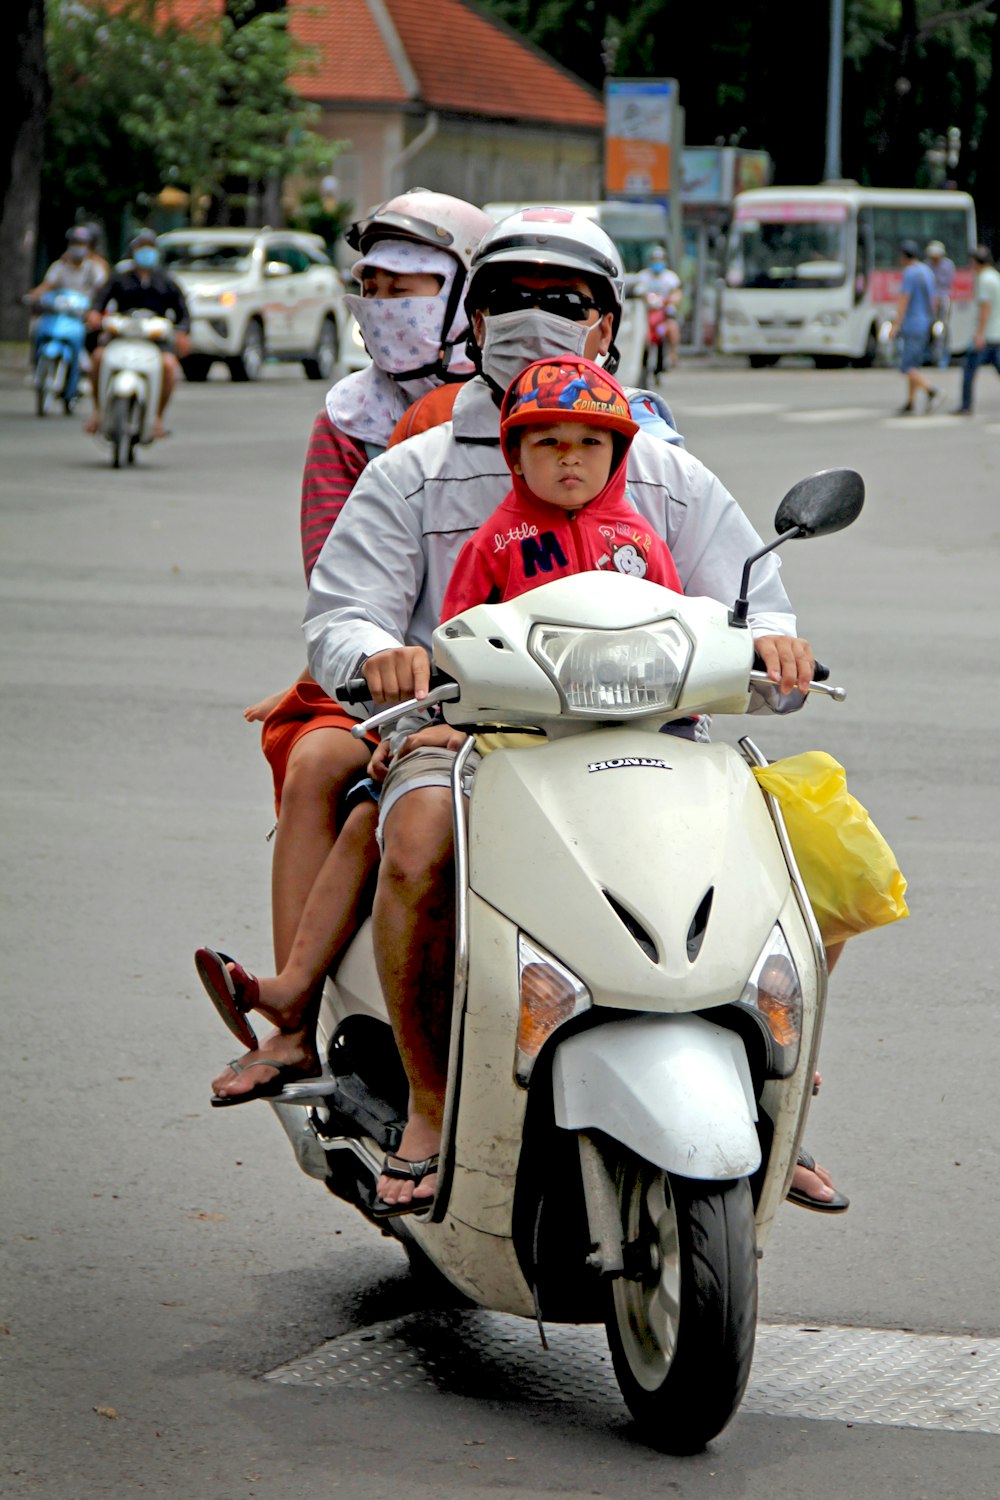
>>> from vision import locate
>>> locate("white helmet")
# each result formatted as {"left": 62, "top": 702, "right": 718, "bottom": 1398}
{"left": 466, "top": 209, "right": 624, "bottom": 322}
{"left": 345, "top": 188, "right": 493, "bottom": 380}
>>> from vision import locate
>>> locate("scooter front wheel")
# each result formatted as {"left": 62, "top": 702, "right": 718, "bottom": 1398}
{"left": 109, "top": 394, "right": 130, "bottom": 469}
{"left": 605, "top": 1158, "right": 757, "bottom": 1454}
{"left": 35, "top": 356, "right": 64, "bottom": 417}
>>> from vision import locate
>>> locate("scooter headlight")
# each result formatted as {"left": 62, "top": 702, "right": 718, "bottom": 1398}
{"left": 737, "top": 925, "right": 802, "bottom": 1078}
{"left": 515, "top": 935, "right": 591, "bottom": 1086}
{"left": 529, "top": 618, "right": 691, "bottom": 717}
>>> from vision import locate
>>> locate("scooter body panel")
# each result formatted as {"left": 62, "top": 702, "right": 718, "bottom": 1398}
{"left": 551, "top": 1013, "right": 760, "bottom": 1178}
{"left": 100, "top": 340, "right": 163, "bottom": 443}
{"left": 467, "top": 728, "right": 791, "bottom": 1011}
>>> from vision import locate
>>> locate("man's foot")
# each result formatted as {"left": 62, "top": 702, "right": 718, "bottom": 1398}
{"left": 211, "top": 1028, "right": 320, "bottom": 1101}
{"left": 373, "top": 1112, "right": 440, "bottom": 1211}
{"left": 152, "top": 418, "right": 170, "bottom": 441}
{"left": 951, "top": 406, "right": 973, "bottom": 415}
{"left": 926, "top": 388, "right": 941, "bottom": 412}
{"left": 896, "top": 402, "right": 914, "bottom": 415}
{"left": 84, "top": 414, "right": 100, "bottom": 435}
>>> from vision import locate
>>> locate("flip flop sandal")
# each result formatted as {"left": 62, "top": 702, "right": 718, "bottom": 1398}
{"left": 195, "top": 946, "right": 259, "bottom": 1051}
{"left": 787, "top": 1149, "right": 850, "bottom": 1213}
{"left": 370, "top": 1152, "right": 439, "bottom": 1219}
{"left": 210, "top": 1055, "right": 328, "bottom": 1107}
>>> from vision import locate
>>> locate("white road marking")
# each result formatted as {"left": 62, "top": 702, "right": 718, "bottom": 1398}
{"left": 782, "top": 407, "right": 873, "bottom": 424}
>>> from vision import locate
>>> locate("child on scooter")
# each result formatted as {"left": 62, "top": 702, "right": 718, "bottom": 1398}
{"left": 194, "top": 358, "right": 681, "bottom": 1103}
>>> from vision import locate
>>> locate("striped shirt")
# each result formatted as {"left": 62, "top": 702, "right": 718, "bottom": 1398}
{"left": 299, "top": 414, "right": 368, "bottom": 582}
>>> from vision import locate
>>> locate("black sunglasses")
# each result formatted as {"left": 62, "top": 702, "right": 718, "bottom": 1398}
{"left": 484, "top": 286, "right": 602, "bottom": 322}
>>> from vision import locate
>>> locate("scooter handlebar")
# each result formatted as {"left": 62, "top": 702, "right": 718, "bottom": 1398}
{"left": 336, "top": 668, "right": 455, "bottom": 705}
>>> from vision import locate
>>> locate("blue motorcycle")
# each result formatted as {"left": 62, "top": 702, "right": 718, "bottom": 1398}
{"left": 31, "top": 288, "right": 90, "bottom": 416}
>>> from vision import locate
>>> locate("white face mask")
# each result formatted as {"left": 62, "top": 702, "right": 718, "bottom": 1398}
{"left": 344, "top": 292, "right": 448, "bottom": 379}
{"left": 479, "top": 308, "right": 593, "bottom": 396}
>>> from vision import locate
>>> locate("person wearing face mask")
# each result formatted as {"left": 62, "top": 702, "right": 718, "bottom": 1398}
{"left": 198, "top": 191, "right": 493, "bottom": 1107}
{"left": 634, "top": 243, "right": 683, "bottom": 379}
{"left": 295, "top": 207, "right": 843, "bottom": 1218}
{"left": 25, "top": 227, "right": 110, "bottom": 391}
{"left": 27, "top": 225, "right": 109, "bottom": 302}
{"left": 84, "top": 229, "right": 191, "bottom": 440}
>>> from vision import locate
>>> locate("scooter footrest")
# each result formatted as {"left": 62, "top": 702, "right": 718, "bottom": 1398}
{"left": 321, "top": 1071, "right": 406, "bottom": 1152}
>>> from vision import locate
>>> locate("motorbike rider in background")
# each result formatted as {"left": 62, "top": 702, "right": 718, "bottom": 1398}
{"left": 27, "top": 225, "right": 109, "bottom": 302}
{"left": 300, "top": 208, "right": 843, "bottom": 1216}
{"left": 635, "top": 242, "right": 682, "bottom": 379}
{"left": 85, "top": 229, "right": 191, "bottom": 441}
{"left": 26, "top": 226, "right": 110, "bottom": 392}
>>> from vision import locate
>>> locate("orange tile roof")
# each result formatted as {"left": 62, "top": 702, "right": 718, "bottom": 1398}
{"left": 125, "top": 1, "right": 602, "bottom": 125}
{"left": 289, "top": 0, "right": 411, "bottom": 106}
{"left": 381, "top": 0, "right": 602, "bottom": 127}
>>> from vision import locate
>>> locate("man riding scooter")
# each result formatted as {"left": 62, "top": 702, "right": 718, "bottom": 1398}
{"left": 295, "top": 208, "right": 845, "bottom": 1218}
{"left": 85, "top": 229, "right": 191, "bottom": 440}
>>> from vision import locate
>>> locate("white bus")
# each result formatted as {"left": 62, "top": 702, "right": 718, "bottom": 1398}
{"left": 719, "top": 185, "right": 977, "bottom": 367}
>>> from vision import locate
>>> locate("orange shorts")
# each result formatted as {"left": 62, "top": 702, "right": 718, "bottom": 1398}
{"left": 261, "top": 681, "right": 378, "bottom": 815}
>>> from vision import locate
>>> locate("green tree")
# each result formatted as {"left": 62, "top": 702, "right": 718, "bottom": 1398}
{"left": 42, "top": 0, "right": 337, "bottom": 259}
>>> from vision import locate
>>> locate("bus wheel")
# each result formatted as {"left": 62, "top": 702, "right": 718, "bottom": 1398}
{"left": 853, "top": 326, "right": 878, "bottom": 368}
{"left": 748, "top": 354, "right": 780, "bottom": 369}
{"left": 814, "top": 354, "right": 849, "bottom": 369}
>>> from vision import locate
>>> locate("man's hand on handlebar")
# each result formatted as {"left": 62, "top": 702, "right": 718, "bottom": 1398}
{"left": 362, "top": 647, "right": 432, "bottom": 704}
{"left": 754, "top": 634, "right": 815, "bottom": 695}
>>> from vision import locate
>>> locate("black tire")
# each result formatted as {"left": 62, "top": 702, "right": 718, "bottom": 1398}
{"left": 853, "top": 326, "right": 878, "bottom": 368}
{"left": 303, "top": 317, "right": 339, "bottom": 380}
{"left": 605, "top": 1159, "right": 757, "bottom": 1454}
{"left": 35, "top": 355, "right": 62, "bottom": 416}
{"left": 748, "top": 354, "right": 779, "bottom": 369}
{"left": 109, "top": 394, "right": 130, "bottom": 469}
{"left": 814, "top": 353, "right": 849, "bottom": 369}
{"left": 228, "top": 320, "right": 265, "bottom": 382}
{"left": 182, "top": 355, "right": 213, "bottom": 382}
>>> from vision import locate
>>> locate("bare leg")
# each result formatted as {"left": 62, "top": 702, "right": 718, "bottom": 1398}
{"left": 788, "top": 939, "right": 848, "bottom": 1203}
{"left": 212, "top": 726, "right": 369, "bottom": 1099}
{"left": 371, "top": 787, "right": 455, "bottom": 1208}
{"left": 84, "top": 346, "right": 103, "bottom": 432}
{"left": 212, "top": 800, "right": 380, "bottom": 1100}
{"left": 270, "top": 727, "right": 369, "bottom": 968}
{"left": 153, "top": 352, "right": 178, "bottom": 439}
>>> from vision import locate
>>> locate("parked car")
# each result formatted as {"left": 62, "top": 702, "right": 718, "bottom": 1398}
{"left": 158, "top": 228, "right": 350, "bottom": 382}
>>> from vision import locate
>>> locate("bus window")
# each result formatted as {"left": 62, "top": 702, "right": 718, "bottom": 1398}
{"left": 871, "top": 207, "right": 972, "bottom": 269}
{"left": 726, "top": 212, "right": 848, "bottom": 290}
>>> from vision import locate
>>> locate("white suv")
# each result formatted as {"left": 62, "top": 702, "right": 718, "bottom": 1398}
{"left": 158, "top": 227, "right": 349, "bottom": 382}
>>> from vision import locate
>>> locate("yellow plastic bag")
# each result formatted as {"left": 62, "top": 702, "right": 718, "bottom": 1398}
{"left": 752, "top": 750, "right": 909, "bottom": 946}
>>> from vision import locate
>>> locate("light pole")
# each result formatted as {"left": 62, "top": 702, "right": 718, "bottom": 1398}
{"left": 824, "top": 0, "right": 844, "bottom": 182}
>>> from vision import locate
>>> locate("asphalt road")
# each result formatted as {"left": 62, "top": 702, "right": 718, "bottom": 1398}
{"left": 2, "top": 354, "right": 999, "bottom": 1497}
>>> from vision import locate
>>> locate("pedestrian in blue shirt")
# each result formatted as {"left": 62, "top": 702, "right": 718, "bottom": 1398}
{"left": 889, "top": 240, "right": 941, "bottom": 414}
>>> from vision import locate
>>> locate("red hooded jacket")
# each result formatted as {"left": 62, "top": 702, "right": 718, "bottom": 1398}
{"left": 440, "top": 357, "right": 682, "bottom": 620}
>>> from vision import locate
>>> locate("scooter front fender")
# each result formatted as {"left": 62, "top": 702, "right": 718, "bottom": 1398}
{"left": 551, "top": 1013, "right": 760, "bottom": 1180}
{"left": 110, "top": 370, "right": 145, "bottom": 401}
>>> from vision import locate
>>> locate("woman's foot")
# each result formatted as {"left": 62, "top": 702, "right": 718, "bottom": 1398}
{"left": 84, "top": 413, "right": 100, "bottom": 435}
{"left": 787, "top": 1151, "right": 849, "bottom": 1212}
{"left": 211, "top": 1027, "right": 320, "bottom": 1101}
{"left": 373, "top": 1112, "right": 440, "bottom": 1211}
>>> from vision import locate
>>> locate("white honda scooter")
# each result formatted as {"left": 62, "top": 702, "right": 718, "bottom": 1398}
{"left": 97, "top": 310, "right": 171, "bottom": 468}
{"left": 270, "top": 469, "right": 864, "bottom": 1453}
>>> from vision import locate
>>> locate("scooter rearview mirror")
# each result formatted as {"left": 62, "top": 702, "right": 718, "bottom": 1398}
{"left": 731, "top": 468, "right": 865, "bottom": 627}
{"left": 774, "top": 468, "right": 865, "bottom": 539}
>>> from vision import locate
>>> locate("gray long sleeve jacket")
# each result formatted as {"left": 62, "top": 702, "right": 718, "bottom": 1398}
{"left": 303, "top": 378, "right": 796, "bottom": 698}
